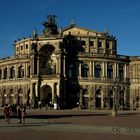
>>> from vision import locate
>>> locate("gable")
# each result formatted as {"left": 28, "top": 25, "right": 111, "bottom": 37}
{"left": 62, "top": 27, "right": 103, "bottom": 37}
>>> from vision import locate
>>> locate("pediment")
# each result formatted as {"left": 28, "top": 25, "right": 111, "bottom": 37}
{"left": 62, "top": 26, "right": 103, "bottom": 37}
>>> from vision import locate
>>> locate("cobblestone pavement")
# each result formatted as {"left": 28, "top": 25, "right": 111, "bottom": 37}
{"left": 0, "top": 109, "right": 140, "bottom": 140}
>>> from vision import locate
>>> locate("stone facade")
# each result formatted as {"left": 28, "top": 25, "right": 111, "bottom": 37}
{"left": 0, "top": 16, "right": 139, "bottom": 110}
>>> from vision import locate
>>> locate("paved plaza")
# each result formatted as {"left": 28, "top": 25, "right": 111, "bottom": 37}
{"left": 0, "top": 109, "right": 140, "bottom": 140}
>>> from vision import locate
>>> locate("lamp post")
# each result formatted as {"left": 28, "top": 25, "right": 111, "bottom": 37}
{"left": 112, "top": 86, "right": 117, "bottom": 117}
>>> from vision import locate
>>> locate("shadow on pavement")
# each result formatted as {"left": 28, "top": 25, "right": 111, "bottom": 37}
{"left": 26, "top": 113, "right": 110, "bottom": 119}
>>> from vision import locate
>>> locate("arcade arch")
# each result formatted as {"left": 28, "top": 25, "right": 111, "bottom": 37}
{"left": 40, "top": 85, "right": 52, "bottom": 107}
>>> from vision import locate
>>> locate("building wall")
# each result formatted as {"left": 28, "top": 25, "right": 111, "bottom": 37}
{"left": 0, "top": 22, "right": 139, "bottom": 110}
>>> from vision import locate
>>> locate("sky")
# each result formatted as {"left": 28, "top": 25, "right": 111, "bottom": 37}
{"left": 0, "top": 0, "right": 140, "bottom": 58}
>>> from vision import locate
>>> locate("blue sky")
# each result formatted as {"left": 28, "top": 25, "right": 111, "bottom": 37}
{"left": 0, "top": 0, "right": 140, "bottom": 58}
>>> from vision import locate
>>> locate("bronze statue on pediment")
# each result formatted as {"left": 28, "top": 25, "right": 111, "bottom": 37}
{"left": 42, "top": 15, "right": 58, "bottom": 36}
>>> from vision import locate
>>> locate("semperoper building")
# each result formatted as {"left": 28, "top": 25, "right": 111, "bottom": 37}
{"left": 0, "top": 15, "right": 139, "bottom": 110}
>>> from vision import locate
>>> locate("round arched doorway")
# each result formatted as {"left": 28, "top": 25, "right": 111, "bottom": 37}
{"left": 40, "top": 85, "right": 52, "bottom": 108}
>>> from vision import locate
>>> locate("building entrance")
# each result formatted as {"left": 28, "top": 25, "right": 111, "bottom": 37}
{"left": 40, "top": 85, "right": 52, "bottom": 108}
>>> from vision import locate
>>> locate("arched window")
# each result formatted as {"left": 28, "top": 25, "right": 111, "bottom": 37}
{"left": 95, "top": 64, "right": 102, "bottom": 78}
{"left": 81, "top": 63, "right": 89, "bottom": 77}
{"left": 10, "top": 66, "right": 15, "bottom": 79}
{"left": 3, "top": 68, "right": 7, "bottom": 79}
{"left": 18, "top": 66, "right": 24, "bottom": 78}
{"left": 107, "top": 64, "right": 113, "bottom": 79}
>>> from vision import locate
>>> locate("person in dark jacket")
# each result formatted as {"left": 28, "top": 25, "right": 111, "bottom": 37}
{"left": 17, "top": 106, "right": 22, "bottom": 124}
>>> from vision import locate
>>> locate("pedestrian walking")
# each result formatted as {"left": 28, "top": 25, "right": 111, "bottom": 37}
{"left": 3, "top": 104, "right": 10, "bottom": 124}
{"left": 17, "top": 106, "right": 22, "bottom": 124}
{"left": 22, "top": 104, "right": 26, "bottom": 124}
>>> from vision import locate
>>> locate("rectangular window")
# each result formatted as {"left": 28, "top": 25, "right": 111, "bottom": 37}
{"left": 90, "top": 41, "right": 94, "bottom": 46}
{"left": 25, "top": 44, "right": 28, "bottom": 49}
{"left": 21, "top": 45, "right": 23, "bottom": 50}
{"left": 99, "top": 41, "right": 102, "bottom": 47}
{"left": 107, "top": 70, "right": 113, "bottom": 79}
{"left": 81, "top": 40, "right": 86, "bottom": 46}
{"left": 106, "top": 42, "right": 110, "bottom": 49}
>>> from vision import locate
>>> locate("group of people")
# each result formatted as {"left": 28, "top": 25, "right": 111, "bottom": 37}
{"left": 3, "top": 104, "right": 26, "bottom": 124}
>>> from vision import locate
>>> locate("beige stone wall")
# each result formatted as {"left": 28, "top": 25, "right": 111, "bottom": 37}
{"left": 129, "top": 58, "right": 140, "bottom": 109}
{"left": 0, "top": 25, "right": 139, "bottom": 110}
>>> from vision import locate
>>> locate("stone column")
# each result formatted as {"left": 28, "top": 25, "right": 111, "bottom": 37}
{"left": 89, "top": 61, "right": 93, "bottom": 79}
{"left": 57, "top": 83, "right": 60, "bottom": 97}
{"left": 102, "top": 62, "right": 105, "bottom": 78}
{"left": 63, "top": 55, "right": 66, "bottom": 77}
{"left": 56, "top": 56, "right": 59, "bottom": 75}
{"left": 78, "top": 62, "right": 82, "bottom": 79}
{"left": 58, "top": 56, "right": 61, "bottom": 75}
{"left": 37, "top": 56, "right": 39, "bottom": 75}
{"left": 24, "top": 63, "right": 27, "bottom": 79}
{"left": 93, "top": 61, "right": 95, "bottom": 78}
{"left": 15, "top": 64, "right": 18, "bottom": 79}
{"left": 31, "top": 56, "right": 34, "bottom": 76}
{"left": 25, "top": 62, "right": 28, "bottom": 78}
{"left": 105, "top": 62, "right": 107, "bottom": 78}
{"left": 35, "top": 83, "right": 38, "bottom": 97}
{"left": 124, "top": 64, "right": 127, "bottom": 80}
{"left": 51, "top": 84, "right": 54, "bottom": 103}
{"left": 114, "top": 63, "right": 118, "bottom": 79}
{"left": 30, "top": 83, "right": 33, "bottom": 100}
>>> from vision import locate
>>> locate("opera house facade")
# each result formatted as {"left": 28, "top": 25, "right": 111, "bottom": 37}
{"left": 0, "top": 15, "right": 139, "bottom": 110}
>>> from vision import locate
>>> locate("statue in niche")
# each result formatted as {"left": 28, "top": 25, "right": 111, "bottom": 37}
{"left": 48, "top": 58, "right": 56, "bottom": 74}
